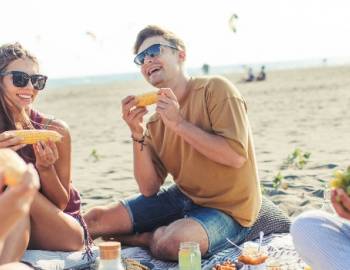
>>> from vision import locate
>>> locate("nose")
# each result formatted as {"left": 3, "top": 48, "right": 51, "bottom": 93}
{"left": 25, "top": 79, "right": 35, "bottom": 90}
{"left": 143, "top": 55, "right": 154, "bottom": 65}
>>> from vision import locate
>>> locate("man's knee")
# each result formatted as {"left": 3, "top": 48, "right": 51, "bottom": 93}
{"left": 84, "top": 206, "right": 106, "bottom": 227}
{"left": 150, "top": 227, "right": 180, "bottom": 260}
{"left": 84, "top": 203, "right": 133, "bottom": 236}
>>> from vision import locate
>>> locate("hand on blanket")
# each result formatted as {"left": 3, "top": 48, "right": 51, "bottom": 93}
{"left": 331, "top": 188, "right": 350, "bottom": 220}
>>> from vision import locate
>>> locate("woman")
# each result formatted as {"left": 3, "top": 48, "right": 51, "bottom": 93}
{"left": 291, "top": 187, "right": 350, "bottom": 270}
{"left": 0, "top": 42, "right": 88, "bottom": 263}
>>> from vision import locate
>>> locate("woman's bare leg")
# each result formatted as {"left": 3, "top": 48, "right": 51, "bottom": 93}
{"left": 28, "top": 193, "right": 84, "bottom": 251}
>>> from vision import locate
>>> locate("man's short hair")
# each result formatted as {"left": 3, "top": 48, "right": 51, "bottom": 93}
{"left": 133, "top": 25, "right": 186, "bottom": 54}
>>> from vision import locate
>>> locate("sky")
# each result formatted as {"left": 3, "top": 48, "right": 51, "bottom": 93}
{"left": 1, "top": 0, "right": 349, "bottom": 78}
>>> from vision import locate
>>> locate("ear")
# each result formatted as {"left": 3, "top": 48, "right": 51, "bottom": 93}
{"left": 178, "top": 50, "right": 186, "bottom": 62}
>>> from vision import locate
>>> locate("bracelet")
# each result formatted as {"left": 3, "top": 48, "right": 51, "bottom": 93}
{"left": 131, "top": 134, "right": 146, "bottom": 151}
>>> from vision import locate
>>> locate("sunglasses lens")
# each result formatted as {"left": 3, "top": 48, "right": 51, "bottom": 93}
{"left": 134, "top": 44, "right": 161, "bottom": 65}
{"left": 146, "top": 44, "right": 161, "bottom": 58}
{"left": 31, "top": 75, "right": 47, "bottom": 90}
{"left": 134, "top": 52, "right": 145, "bottom": 65}
{"left": 12, "top": 72, "right": 29, "bottom": 87}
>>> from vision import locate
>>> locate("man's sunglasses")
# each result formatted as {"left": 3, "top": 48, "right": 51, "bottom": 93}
{"left": 0, "top": 71, "right": 48, "bottom": 90}
{"left": 134, "top": 43, "right": 178, "bottom": 65}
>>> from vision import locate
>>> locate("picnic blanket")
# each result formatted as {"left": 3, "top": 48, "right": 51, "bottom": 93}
{"left": 22, "top": 233, "right": 307, "bottom": 270}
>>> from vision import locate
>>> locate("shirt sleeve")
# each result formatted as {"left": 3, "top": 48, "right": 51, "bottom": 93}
{"left": 205, "top": 77, "right": 249, "bottom": 157}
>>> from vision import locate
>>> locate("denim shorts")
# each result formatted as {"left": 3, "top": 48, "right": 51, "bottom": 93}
{"left": 121, "top": 184, "right": 251, "bottom": 256}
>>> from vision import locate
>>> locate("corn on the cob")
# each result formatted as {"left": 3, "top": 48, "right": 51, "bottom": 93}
{"left": 9, "top": 130, "right": 63, "bottom": 144}
{"left": 0, "top": 149, "right": 27, "bottom": 186}
{"left": 135, "top": 92, "right": 158, "bottom": 107}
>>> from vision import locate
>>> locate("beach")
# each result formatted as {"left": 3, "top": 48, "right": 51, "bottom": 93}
{"left": 34, "top": 65, "right": 350, "bottom": 218}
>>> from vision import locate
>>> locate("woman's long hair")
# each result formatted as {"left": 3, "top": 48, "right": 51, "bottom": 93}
{"left": 0, "top": 42, "right": 39, "bottom": 162}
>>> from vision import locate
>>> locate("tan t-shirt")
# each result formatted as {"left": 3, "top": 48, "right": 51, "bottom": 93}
{"left": 145, "top": 76, "right": 261, "bottom": 227}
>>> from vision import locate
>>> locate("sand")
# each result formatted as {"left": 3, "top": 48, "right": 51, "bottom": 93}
{"left": 34, "top": 65, "right": 350, "bottom": 218}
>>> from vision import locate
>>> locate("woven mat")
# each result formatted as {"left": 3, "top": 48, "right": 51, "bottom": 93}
{"left": 122, "top": 233, "right": 307, "bottom": 270}
{"left": 22, "top": 233, "right": 306, "bottom": 270}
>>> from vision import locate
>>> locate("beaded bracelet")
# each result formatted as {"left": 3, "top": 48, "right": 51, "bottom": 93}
{"left": 131, "top": 134, "right": 146, "bottom": 151}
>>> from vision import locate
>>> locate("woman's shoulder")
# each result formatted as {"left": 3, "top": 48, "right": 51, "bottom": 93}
{"left": 48, "top": 118, "right": 70, "bottom": 139}
{"left": 31, "top": 109, "right": 70, "bottom": 137}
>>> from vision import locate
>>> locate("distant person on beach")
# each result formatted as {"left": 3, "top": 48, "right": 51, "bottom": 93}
{"left": 0, "top": 43, "right": 87, "bottom": 254}
{"left": 291, "top": 187, "right": 350, "bottom": 269}
{"left": 256, "top": 65, "right": 266, "bottom": 81}
{"left": 0, "top": 160, "right": 39, "bottom": 269}
{"left": 85, "top": 25, "right": 262, "bottom": 261}
{"left": 245, "top": 67, "right": 255, "bottom": 82}
{"left": 201, "top": 63, "right": 210, "bottom": 75}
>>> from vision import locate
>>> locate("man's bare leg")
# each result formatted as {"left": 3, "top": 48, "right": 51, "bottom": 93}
{"left": 102, "top": 232, "right": 153, "bottom": 248}
{"left": 84, "top": 202, "right": 133, "bottom": 239}
{"left": 149, "top": 218, "right": 208, "bottom": 261}
{"left": 85, "top": 203, "right": 209, "bottom": 261}
{"left": 103, "top": 218, "right": 209, "bottom": 261}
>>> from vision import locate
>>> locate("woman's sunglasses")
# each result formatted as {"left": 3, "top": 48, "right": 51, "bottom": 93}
{"left": 134, "top": 43, "right": 178, "bottom": 65}
{"left": 0, "top": 70, "right": 48, "bottom": 90}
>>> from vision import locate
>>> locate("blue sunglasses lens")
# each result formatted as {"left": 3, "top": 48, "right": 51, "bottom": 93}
{"left": 134, "top": 44, "right": 161, "bottom": 65}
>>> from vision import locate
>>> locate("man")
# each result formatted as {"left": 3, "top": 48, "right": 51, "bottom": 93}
{"left": 84, "top": 25, "right": 262, "bottom": 261}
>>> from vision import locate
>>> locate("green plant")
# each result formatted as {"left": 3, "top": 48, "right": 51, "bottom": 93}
{"left": 284, "top": 148, "right": 311, "bottom": 169}
{"left": 89, "top": 149, "right": 100, "bottom": 162}
{"left": 273, "top": 171, "right": 284, "bottom": 190}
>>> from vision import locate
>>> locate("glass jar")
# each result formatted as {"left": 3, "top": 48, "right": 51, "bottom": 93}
{"left": 97, "top": 241, "right": 125, "bottom": 270}
{"left": 178, "top": 242, "right": 201, "bottom": 270}
{"left": 239, "top": 241, "right": 268, "bottom": 270}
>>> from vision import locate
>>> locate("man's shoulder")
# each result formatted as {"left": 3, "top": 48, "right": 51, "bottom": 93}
{"left": 191, "top": 75, "right": 230, "bottom": 89}
{"left": 192, "top": 75, "right": 243, "bottom": 100}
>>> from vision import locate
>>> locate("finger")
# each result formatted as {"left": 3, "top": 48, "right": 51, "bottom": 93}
{"left": 331, "top": 189, "right": 341, "bottom": 211}
{"left": 33, "top": 143, "right": 44, "bottom": 158}
{"left": 122, "top": 96, "right": 137, "bottom": 112}
{"left": 156, "top": 102, "right": 168, "bottom": 110}
{"left": 159, "top": 88, "right": 177, "bottom": 100}
{"left": 128, "top": 107, "right": 147, "bottom": 120}
{"left": 331, "top": 189, "right": 350, "bottom": 219}
{"left": 337, "top": 189, "right": 350, "bottom": 211}
{"left": 132, "top": 108, "right": 148, "bottom": 121}
{"left": 0, "top": 136, "right": 22, "bottom": 148}
{"left": 0, "top": 131, "right": 14, "bottom": 141}
{"left": 10, "top": 144, "right": 27, "bottom": 151}
{"left": 333, "top": 201, "right": 350, "bottom": 220}
{"left": 38, "top": 141, "right": 46, "bottom": 153}
{"left": 331, "top": 189, "right": 338, "bottom": 204}
{"left": 122, "top": 103, "right": 139, "bottom": 120}
{"left": 39, "top": 142, "right": 54, "bottom": 162}
{"left": 48, "top": 140, "right": 59, "bottom": 160}
{"left": 121, "top": 95, "right": 135, "bottom": 105}
{"left": 157, "top": 95, "right": 173, "bottom": 104}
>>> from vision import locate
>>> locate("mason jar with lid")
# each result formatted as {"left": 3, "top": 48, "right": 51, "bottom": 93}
{"left": 97, "top": 241, "right": 125, "bottom": 270}
{"left": 178, "top": 242, "right": 201, "bottom": 270}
